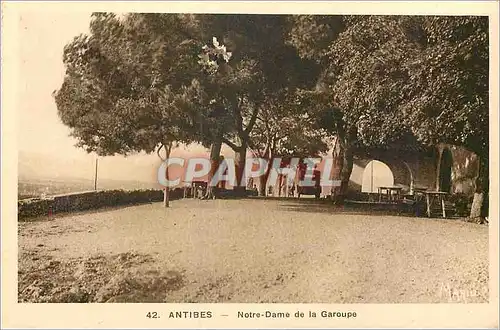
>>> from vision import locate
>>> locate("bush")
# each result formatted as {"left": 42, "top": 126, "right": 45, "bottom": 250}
{"left": 448, "top": 193, "right": 473, "bottom": 217}
{"left": 18, "top": 198, "right": 55, "bottom": 218}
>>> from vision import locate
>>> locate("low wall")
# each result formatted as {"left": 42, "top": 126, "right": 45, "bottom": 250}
{"left": 18, "top": 189, "right": 184, "bottom": 219}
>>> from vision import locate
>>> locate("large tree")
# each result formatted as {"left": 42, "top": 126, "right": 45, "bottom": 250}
{"left": 55, "top": 13, "right": 322, "bottom": 201}
{"left": 54, "top": 13, "right": 203, "bottom": 207}
{"left": 194, "top": 15, "right": 321, "bottom": 195}
{"left": 330, "top": 16, "right": 489, "bottom": 219}
{"left": 401, "top": 16, "right": 489, "bottom": 221}
{"left": 288, "top": 15, "right": 489, "bottom": 219}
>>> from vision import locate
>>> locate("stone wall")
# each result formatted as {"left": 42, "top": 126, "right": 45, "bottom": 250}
{"left": 347, "top": 154, "right": 437, "bottom": 195}
{"left": 343, "top": 144, "right": 478, "bottom": 196}
{"left": 18, "top": 189, "right": 184, "bottom": 219}
{"left": 436, "top": 144, "right": 479, "bottom": 195}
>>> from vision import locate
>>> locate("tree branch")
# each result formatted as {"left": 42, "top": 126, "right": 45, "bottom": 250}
{"left": 157, "top": 143, "right": 166, "bottom": 161}
{"left": 164, "top": 141, "right": 173, "bottom": 158}
{"left": 229, "top": 95, "right": 244, "bottom": 136}
{"left": 157, "top": 141, "right": 173, "bottom": 161}
{"left": 244, "top": 106, "right": 260, "bottom": 136}
{"left": 222, "top": 137, "right": 241, "bottom": 152}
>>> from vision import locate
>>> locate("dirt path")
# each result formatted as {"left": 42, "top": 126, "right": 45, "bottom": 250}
{"left": 18, "top": 199, "right": 489, "bottom": 303}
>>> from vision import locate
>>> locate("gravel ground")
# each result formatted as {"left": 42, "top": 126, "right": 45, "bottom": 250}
{"left": 18, "top": 199, "right": 489, "bottom": 303}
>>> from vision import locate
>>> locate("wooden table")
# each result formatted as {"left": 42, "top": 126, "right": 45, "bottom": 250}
{"left": 415, "top": 190, "right": 448, "bottom": 218}
{"left": 378, "top": 186, "right": 403, "bottom": 203}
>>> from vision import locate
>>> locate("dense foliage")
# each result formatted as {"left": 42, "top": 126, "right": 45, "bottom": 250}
{"left": 55, "top": 14, "right": 489, "bottom": 217}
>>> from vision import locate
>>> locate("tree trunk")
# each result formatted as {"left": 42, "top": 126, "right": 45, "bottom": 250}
{"left": 470, "top": 155, "right": 489, "bottom": 223}
{"left": 158, "top": 142, "right": 173, "bottom": 208}
{"left": 329, "top": 138, "right": 342, "bottom": 201}
{"left": 336, "top": 143, "right": 354, "bottom": 203}
{"left": 258, "top": 155, "right": 274, "bottom": 196}
{"left": 278, "top": 174, "right": 283, "bottom": 197}
{"left": 203, "top": 139, "right": 222, "bottom": 200}
{"left": 163, "top": 187, "right": 170, "bottom": 208}
{"left": 234, "top": 142, "right": 247, "bottom": 196}
{"left": 259, "top": 175, "right": 267, "bottom": 196}
{"left": 163, "top": 156, "right": 170, "bottom": 207}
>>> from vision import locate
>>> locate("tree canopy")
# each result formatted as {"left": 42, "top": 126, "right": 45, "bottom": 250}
{"left": 288, "top": 15, "right": 488, "bottom": 157}
{"left": 55, "top": 13, "right": 489, "bottom": 215}
{"left": 287, "top": 14, "right": 489, "bottom": 217}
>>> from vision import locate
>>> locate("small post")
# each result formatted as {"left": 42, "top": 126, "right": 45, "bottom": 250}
{"left": 441, "top": 195, "right": 446, "bottom": 218}
{"left": 426, "top": 194, "right": 431, "bottom": 217}
{"left": 94, "top": 158, "right": 98, "bottom": 191}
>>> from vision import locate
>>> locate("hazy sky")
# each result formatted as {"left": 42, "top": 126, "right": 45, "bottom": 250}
{"left": 16, "top": 10, "right": 393, "bottom": 187}
{"left": 17, "top": 11, "right": 215, "bottom": 183}
{"left": 18, "top": 11, "right": 88, "bottom": 152}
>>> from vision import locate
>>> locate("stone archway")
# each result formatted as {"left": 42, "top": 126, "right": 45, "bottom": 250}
{"left": 361, "top": 160, "right": 394, "bottom": 193}
{"left": 351, "top": 155, "right": 415, "bottom": 195}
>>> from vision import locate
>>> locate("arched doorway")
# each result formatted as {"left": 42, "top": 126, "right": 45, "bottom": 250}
{"left": 361, "top": 160, "right": 394, "bottom": 193}
{"left": 439, "top": 148, "right": 453, "bottom": 193}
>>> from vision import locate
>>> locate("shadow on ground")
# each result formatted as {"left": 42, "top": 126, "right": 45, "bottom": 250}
{"left": 275, "top": 199, "right": 468, "bottom": 220}
{"left": 261, "top": 196, "right": 413, "bottom": 216}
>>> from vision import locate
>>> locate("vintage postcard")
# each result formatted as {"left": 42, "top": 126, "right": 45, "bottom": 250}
{"left": 1, "top": 1, "right": 499, "bottom": 328}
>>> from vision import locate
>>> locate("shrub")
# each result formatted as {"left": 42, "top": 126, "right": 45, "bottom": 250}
{"left": 448, "top": 193, "right": 473, "bottom": 217}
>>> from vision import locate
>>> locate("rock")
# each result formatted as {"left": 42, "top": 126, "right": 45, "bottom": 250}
{"left": 58, "top": 286, "right": 90, "bottom": 303}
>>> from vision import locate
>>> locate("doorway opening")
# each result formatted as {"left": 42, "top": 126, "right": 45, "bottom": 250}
{"left": 361, "top": 160, "right": 394, "bottom": 193}
{"left": 439, "top": 148, "right": 453, "bottom": 193}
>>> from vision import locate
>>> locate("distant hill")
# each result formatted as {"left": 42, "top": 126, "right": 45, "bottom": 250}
{"left": 18, "top": 177, "right": 160, "bottom": 200}
{"left": 17, "top": 146, "right": 225, "bottom": 200}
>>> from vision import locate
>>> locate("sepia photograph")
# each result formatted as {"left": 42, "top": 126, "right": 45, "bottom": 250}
{"left": 1, "top": 1, "right": 499, "bottom": 328}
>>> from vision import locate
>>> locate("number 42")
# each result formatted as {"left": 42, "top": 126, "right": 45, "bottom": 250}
{"left": 146, "top": 312, "right": 159, "bottom": 319}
